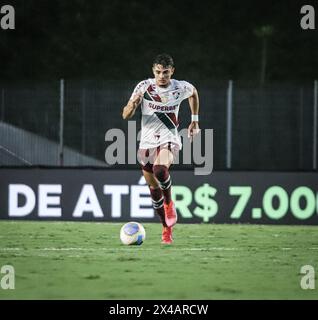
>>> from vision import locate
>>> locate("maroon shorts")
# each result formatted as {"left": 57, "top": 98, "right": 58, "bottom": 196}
{"left": 137, "top": 142, "right": 180, "bottom": 173}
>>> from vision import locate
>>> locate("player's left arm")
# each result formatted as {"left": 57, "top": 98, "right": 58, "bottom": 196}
{"left": 187, "top": 87, "right": 200, "bottom": 142}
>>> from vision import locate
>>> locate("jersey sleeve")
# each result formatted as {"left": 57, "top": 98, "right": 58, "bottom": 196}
{"left": 180, "top": 80, "right": 195, "bottom": 100}
{"left": 129, "top": 80, "right": 149, "bottom": 100}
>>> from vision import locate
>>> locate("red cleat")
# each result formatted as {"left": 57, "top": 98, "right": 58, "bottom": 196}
{"left": 164, "top": 201, "right": 177, "bottom": 227}
{"left": 161, "top": 226, "right": 173, "bottom": 244}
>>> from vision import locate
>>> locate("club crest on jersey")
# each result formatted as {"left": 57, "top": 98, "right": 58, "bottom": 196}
{"left": 172, "top": 91, "right": 180, "bottom": 100}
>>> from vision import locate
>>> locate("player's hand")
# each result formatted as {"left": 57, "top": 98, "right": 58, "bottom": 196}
{"left": 131, "top": 93, "right": 143, "bottom": 107}
{"left": 188, "top": 121, "right": 200, "bottom": 143}
{"left": 122, "top": 94, "right": 143, "bottom": 119}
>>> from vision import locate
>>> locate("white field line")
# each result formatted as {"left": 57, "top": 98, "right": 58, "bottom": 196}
{"left": 188, "top": 235, "right": 216, "bottom": 238}
{"left": 1, "top": 246, "right": 318, "bottom": 252}
{"left": 0, "top": 247, "right": 240, "bottom": 252}
{"left": 0, "top": 246, "right": 318, "bottom": 252}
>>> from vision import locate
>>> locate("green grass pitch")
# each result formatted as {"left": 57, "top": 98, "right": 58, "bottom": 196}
{"left": 0, "top": 221, "right": 317, "bottom": 300}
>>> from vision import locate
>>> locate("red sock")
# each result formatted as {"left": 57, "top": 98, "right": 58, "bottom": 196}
{"left": 149, "top": 187, "right": 167, "bottom": 226}
{"left": 153, "top": 165, "right": 172, "bottom": 204}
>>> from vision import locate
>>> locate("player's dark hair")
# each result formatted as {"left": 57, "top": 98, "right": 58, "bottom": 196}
{"left": 153, "top": 53, "right": 174, "bottom": 68}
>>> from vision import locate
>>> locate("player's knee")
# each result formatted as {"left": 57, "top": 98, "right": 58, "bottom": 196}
{"left": 153, "top": 164, "right": 169, "bottom": 181}
{"left": 148, "top": 182, "right": 159, "bottom": 189}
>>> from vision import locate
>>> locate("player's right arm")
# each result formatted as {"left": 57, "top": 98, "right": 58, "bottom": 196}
{"left": 122, "top": 80, "right": 148, "bottom": 120}
{"left": 122, "top": 94, "right": 142, "bottom": 120}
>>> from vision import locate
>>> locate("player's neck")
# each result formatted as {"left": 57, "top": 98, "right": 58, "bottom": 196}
{"left": 155, "top": 80, "right": 171, "bottom": 88}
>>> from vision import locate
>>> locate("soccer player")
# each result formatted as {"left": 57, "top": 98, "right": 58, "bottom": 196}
{"left": 122, "top": 53, "right": 200, "bottom": 244}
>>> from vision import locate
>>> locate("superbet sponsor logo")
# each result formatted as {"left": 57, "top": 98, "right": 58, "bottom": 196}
{"left": 147, "top": 102, "right": 178, "bottom": 111}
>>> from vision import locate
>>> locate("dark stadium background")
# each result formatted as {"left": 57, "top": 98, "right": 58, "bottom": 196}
{"left": 1, "top": 0, "right": 317, "bottom": 82}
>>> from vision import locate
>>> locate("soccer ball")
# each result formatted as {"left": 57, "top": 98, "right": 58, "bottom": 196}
{"left": 120, "top": 222, "right": 146, "bottom": 245}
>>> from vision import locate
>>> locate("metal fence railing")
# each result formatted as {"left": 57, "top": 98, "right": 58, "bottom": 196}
{"left": 0, "top": 79, "right": 317, "bottom": 170}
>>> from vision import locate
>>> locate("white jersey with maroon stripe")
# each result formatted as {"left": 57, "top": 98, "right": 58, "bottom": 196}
{"left": 130, "top": 78, "right": 194, "bottom": 149}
